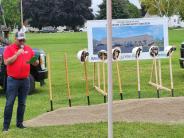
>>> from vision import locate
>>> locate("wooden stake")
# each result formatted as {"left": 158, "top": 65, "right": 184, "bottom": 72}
{"left": 47, "top": 54, "right": 53, "bottom": 111}
{"left": 149, "top": 52, "right": 174, "bottom": 97}
{"left": 136, "top": 57, "right": 141, "bottom": 99}
{"left": 102, "top": 56, "right": 106, "bottom": 93}
{"left": 84, "top": 61, "right": 90, "bottom": 105}
{"left": 149, "top": 82, "right": 171, "bottom": 92}
{"left": 154, "top": 56, "right": 159, "bottom": 98}
{"left": 158, "top": 59, "right": 162, "bottom": 87}
{"left": 93, "top": 62, "right": 96, "bottom": 87}
{"left": 169, "top": 55, "right": 174, "bottom": 97}
{"left": 95, "top": 86, "right": 108, "bottom": 96}
{"left": 64, "top": 53, "right": 72, "bottom": 107}
{"left": 116, "top": 60, "right": 123, "bottom": 100}
{"left": 97, "top": 62, "right": 101, "bottom": 88}
{"left": 149, "top": 60, "right": 154, "bottom": 82}
{"left": 102, "top": 56, "right": 107, "bottom": 103}
{"left": 161, "top": 86, "right": 171, "bottom": 92}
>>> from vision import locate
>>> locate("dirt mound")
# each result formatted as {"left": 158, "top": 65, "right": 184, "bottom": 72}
{"left": 24, "top": 97, "right": 184, "bottom": 127}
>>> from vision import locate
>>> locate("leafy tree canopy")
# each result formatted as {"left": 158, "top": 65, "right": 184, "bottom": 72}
{"left": 23, "top": 0, "right": 94, "bottom": 30}
{"left": 140, "top": 0, "right": 183, "bottom": 18}
{"left": 96, "top": 0, "right": 141, "bottom": 19}
{"left": 1, "top": 0, "right": 20, "bottom": 28}
{"left": 0, "top": 0, "right": 94, "bottom": 30}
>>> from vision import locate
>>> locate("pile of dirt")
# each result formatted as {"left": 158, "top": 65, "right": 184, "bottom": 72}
{"left": 24, "top": 97, "right": 184, "bottom": 127}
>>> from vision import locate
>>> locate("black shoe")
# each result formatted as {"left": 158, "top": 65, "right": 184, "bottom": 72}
{"left": 2, "top": 128, "right": 8, "bottom": 132}
{"left": 16, "top": 124, "right": 26, "bottom": 129}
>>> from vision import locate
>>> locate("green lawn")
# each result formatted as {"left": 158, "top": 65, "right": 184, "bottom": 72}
{"left": 0, "top": 29, "right": 184, "bottom": 137}
{"left": 1, "top": 122, "right": 184, "bottom": 138}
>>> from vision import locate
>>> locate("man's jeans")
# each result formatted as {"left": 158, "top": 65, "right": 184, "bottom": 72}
{"left": 3, "top": 76, "right": 30, "bottom": 129}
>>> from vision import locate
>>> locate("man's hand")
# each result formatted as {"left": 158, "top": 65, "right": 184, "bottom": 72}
{"left": 4, "top": 49, "right": 24, "bottom": 65}
{"left": 16, "top": 49, "right": 24, "bottom": 56}
{"left": 32, "top": 60, "right": 39, "bottom": 66}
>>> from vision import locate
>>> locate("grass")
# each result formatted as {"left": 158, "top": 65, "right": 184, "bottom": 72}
{"left": 1, "top": 122, "right": 184, "bottom": 138}
{"left": 0, "top": 29, "right": 184, "bottom": 137}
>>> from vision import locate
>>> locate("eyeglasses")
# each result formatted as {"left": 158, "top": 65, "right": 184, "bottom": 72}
{"left": 19, "top": 39, "right": 25, "bottom": 42}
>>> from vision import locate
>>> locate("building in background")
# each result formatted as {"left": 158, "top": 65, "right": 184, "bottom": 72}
{"left": 145, "top": 13, "right": 184, "bottom": 28}
{"left": 168, "top": 15, "right": 184, "bottom": 28}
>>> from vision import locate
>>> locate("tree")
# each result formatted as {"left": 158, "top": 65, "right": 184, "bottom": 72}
{"left": 61, "top": 0, "right": 94, "bottom": 30}
{"left": 23, "top": 0, "right": 57, "bottom": 29}
{"left": 140, "top": 3, "right": 147, "bottom": 17}
{"left": 128, "top": 3, "right": 141, "bottom": 18}
{"left": 1, "top": 0, "right": 20, "bottom": 28}
{"left": 140, "top": 0, "right": 180, "bottom": 17}
{"left": 96, "top": 0, "right": 141, "bottom": 19}
{"left": 23, "top": 0, "right": 94, "bottom": 30}
{"left": 178, "top": 1, "right": 184, "bottom": 20}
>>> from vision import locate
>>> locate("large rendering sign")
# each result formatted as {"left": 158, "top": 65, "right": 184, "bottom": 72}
{"left": 87, "top": 18, "right": 169, "bottom": 62}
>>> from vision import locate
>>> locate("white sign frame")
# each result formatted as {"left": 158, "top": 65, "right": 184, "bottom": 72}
{"left": 87, "top": 18, "right": 169, "bottom": 62}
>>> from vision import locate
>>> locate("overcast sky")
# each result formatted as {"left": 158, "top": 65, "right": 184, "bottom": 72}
{"left": 92, "top": 0, "right": 141, "bottom": 14}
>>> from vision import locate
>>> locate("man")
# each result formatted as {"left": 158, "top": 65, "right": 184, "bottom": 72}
{"left": 2, "top": 31, "right": 38, "bottom": 132}
{"left": 0, "top": 27, "right": 11, "bottom": 46}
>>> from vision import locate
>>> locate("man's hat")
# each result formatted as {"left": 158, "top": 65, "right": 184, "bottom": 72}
{"left": 15, "top": 31, "right": 26, "bottom": 40}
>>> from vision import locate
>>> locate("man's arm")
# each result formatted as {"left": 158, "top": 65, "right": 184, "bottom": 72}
{"left": 30, "top": 48, "right": 39, "bottom": 66}
{"left": 31, "top": 60, "right": 39, "bottom": 66}
{"left": 4, "top": 49, "right": 24, "bottom": 65}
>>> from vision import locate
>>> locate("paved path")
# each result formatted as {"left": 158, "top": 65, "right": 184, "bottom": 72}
{"left": 24, "top": 97, "right": 184, "bottom": 127}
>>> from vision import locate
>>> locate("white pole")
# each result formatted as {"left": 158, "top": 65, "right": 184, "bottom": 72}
{"left": 107, "top": 0, "right": 113, "bottom": 138}
{"left": 21, "top": 0, "right": 23, "bottom": 27}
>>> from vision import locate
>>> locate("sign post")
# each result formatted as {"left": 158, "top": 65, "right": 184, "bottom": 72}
{"left": 107, "top": 0, "right": 113, "bottom": 137}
